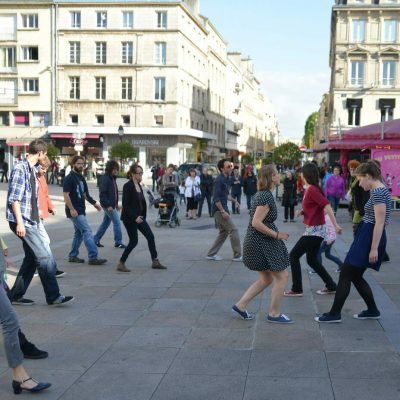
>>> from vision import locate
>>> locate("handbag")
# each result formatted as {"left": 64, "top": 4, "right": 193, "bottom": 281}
{"left": 194, "top": 192, "right": 201, "bottom": 202}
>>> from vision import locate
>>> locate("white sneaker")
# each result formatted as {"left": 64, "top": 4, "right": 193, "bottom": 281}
{"left": 205, "top": 255, "right": 223, "bottom": 261}
{"left": 232, "top": 256, "right": 243, "bottom": 262}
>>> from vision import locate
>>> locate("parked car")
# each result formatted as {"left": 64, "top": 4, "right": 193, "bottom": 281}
{"left": 177, "top": 163, "right": 219, "bottom": 179}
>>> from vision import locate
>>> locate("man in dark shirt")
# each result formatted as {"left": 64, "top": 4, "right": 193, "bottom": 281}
{"left": 206, "top": 159, "right": 242, "bottom": 262}
{"left": 63, "top": 156, "right": 107, "bottom": 265}
{"left": 7, "top": 139, "right": 73, "bottom": 307}
{"left": 93, "top": 160, "right": 125, "bottom": 249}
{"left": 197, "top": 167, "right": 214, "bottom": 217}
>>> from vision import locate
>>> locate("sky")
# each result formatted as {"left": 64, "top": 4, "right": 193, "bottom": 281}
{"left": 200, "top": 0, "right": 333, "bottom": 142}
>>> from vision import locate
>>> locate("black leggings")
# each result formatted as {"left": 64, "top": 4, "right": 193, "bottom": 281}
{"left": 290, "top": 235, "right": 337, "bottom": 292}
{"left": 329, "top": 263, "right": 378, "bottom": 315}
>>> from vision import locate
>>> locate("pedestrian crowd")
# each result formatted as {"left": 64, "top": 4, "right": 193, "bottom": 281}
{"left": 0, "top": 139, "right": 392, "bottom": 394}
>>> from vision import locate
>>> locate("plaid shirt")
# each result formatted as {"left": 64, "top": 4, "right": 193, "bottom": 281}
{"left": 6, "top": 160, "right": 39, "bottom": 227}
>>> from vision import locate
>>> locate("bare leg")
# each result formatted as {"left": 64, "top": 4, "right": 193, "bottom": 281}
{"left": 269, "top": 269, "right": 289, "bottom": 317}
{"left": 12, "top": 365, "right": 37, "bottom": 389}
{"left": 235, "top": 271, "right": 273, "bottom": 310}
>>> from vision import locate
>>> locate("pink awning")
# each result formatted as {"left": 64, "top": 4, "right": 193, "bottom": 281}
{"left": 50, "top": 133, "right": 99, "bottom": 139}
{"left": 314, "top": 139, "right": 400, "bottom": 151}
{"left": 6, "top": 141, "right": 30, "bottom": 147}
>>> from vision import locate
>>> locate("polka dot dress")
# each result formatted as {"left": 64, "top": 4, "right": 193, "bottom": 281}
{"left": 243, "top": 190, "right": 290, "bottom": 272}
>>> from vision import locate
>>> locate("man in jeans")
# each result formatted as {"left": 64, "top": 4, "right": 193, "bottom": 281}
{"left": 93, "top": 160, "right": 126, "bottom": 249}
{"left": 63, "top": 155, "right": 107, "bottom": 265}
{"left": 6, "top": 139, "right": 74, "bottom": 306}
{"left": 206, "top": 159, "right": 242, "bottom": 262}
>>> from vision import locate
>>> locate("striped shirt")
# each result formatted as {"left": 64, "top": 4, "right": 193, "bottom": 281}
{"left": 363, "top": 186, "right": 391, "bottom": 225}
{"left": 6, "top": 160, "right": 39, "bottom": 227}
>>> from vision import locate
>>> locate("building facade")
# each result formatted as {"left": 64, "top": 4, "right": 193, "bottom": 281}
{"left": 0, "top": 0, "right": 276, "bottom": 170}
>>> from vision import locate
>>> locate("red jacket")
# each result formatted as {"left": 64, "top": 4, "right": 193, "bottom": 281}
{"left": 38, "top": 175, "right": 54, "bottom": 219}
{"left": 302, "top": 185, "right": 329, "bottom": 226}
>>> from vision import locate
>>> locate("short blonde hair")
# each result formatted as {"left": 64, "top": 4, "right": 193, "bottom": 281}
{"left": 257, "top": 164, "right": 276, "bottom": 191}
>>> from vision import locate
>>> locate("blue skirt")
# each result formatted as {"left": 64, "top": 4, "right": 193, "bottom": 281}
{"left": 344, "top": 221, "right": 386, "bottom": 271}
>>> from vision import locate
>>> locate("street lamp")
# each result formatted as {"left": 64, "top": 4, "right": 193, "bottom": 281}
{"left": 118, "top": 125, "right": 124, "bottom": 142}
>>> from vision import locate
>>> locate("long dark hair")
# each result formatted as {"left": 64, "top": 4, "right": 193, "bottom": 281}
{"left": 302, "top": 163, "right": 325, "bottom": 196}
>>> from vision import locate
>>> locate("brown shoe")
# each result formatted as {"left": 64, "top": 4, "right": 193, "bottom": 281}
{"left": 117, "top": 261, "right": 131, "bottom": 272}
{"left": 152, "top": 259, "right": 167, "bottom": 269}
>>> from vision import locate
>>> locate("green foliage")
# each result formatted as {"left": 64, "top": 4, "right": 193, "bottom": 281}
{"left": 109, "top": 141, "right": 137, "bottom": 161}
{"left": 46, "top": 143, "right": 60, "bottom": 160}
{"left": 303, "top": 112, "right": 318, "bottom": 148}
{"left": 241, "top": 154, "right": 254, "bottom": 164}
{"left": 261, "top": 155, "right": 273, "bottom": 165}
{"left": 272, "top": 142, "right": 302, "bottom": 168}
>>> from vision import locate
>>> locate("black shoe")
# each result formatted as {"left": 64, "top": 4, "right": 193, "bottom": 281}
{"left": 95, "top": 242, "right": 104, "bottom": 248}
{"left": 114, "top": 243, "right": 126, "bottom": 249}
{"left": 12, "top": 378, "right": 51, "bottom": 394}
{"left": 88, "top": 258, "right": 107, "bottom": 265}
{"left": 55, "top": 270, "right": 66, "bottom": 278}
{"left": 69, "top": 256, "right": 85, "bottom": 263}
{"left": 47, "top": 295, "right": 74, "bottom": 306}
{"left": 22, "top": 342, "right": 49, "bottom": 359}
{"left": 12, "top": 297, "right": 35, "bottom": 306}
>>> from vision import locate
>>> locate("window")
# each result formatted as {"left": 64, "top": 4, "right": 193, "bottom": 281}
{"left": 0, "top": 47, "right": 16, "bottom": 70}
{"left": 154, "top": 77, "right": 166, "bottom": 100}
{"left": 95, "top": 77, "right": 106, "bottom": 100}
{"left": 96, "top": 11, "right": 107, "bottom": 28}
{"left": 352, "top": 20, "right": 366, "bottom": 42}
{"left": 350, "top": 61, "right": 365, "bottom": 86}
{"left": 384, "top": 20, "right": 397, "bottom": 42}
{"left": 69, "top": 42, "right": 80, "bottom": 64}
{"left": 21, "top": 78, "right": 39, "bottom": 93}
{"left": 0, "top": 15, "right": 16, "bottom": 41}
{"left": 346, "top": 98, "right": 362, "bottom": 126}
{"left": 32, "top": 113, "right": 49, "bottom": 127}
{"left": 70, "top": 11, "right": 81, "bottom": 28}
{"left": 69, "top": 77, "right": 80, "bottom": 99}
{"left": 154, "top": 42, "right": 166, "bottom": 65}
{"left": 157, "top": 11, "right": 167, "bottom": 28}
{"left": 96, "top": 114, "right": 104, "bottom": 125}
{"left": 121, "top": 42, "right": 133, "bottom": 64}
{"left": 122, "top": 11, "right": 133, "bottom": 28}
{"left": 70, "top": 114, "right": 78, "bottom": 124}
{"left": 379, "top": 99, "right": 395, "bottom": 122}
{"left": 96, "top": 42, "right": 107, "bottom": 64}
{"left": 0, "top": 79, "right": 17, "bottom": 104}
{"left": 154, "top": 115, "right": 163, "bottom": 126}
{"left": 122, "top": 115, "right": 130, "bottom": 125}
{"left": 382, "top": 61, "right": 396, "bottom": 86}
{"left": 0, "top": 112, "right": 10, "bottom": 126}
{"left": 21, "top": 14, "right": 38, "bottom": 29}
{"left": 14, "top": 112, "right": 29, "bottom": 126}
{"left": 338, "top": 0, "right": 347, "bottom": 4}
{"left": 121, "top": 77, "right": 132, "bottom": 100}
{"left": 21, "top": 46, "right": 39, "bottom": 61}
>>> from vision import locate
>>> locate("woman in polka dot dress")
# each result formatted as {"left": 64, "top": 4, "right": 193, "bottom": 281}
{"left": 232, "top": 165, "right": 293, "bottom": 324}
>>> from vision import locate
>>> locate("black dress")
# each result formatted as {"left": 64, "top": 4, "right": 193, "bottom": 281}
{"left": 243, "top": 190, "right": 290, "bottom": 272}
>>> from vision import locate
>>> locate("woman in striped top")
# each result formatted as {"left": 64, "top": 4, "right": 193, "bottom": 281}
{"left": 315, "top": 161, "right": 391, "bottom": 323}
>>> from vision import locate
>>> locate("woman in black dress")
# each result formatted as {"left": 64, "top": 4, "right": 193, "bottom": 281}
{"left": 118, "top": 164, "right": 166, "bottom": 272}
{"left": 281, "top": 171, "right": 297, "bottom": 222}
{"left": 232, "top": 165, "right": 293, "bottom": 323}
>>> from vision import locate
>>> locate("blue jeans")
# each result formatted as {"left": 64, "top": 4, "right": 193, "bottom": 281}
{"left": 246, "top": 194, "right": 254, "bottom": 210}
{"left": 93, "top": 208, "right": 123, "bottom": 245}
{"left": 9, "top": 222, "right": 60, "bottom": 304}
{"left": 38, "top": 220, "right": 59, "bottom": 272}
{"left": 69, "top": 215, "right": 98, "bottom": 260}
{"left": 121, "top": 220, "right": 157, "bottom": 263}
{"left": 231, "top": 193, "right": 241, "bottom": 213}
{"left": 317, "top": 241, "right": 343, "bottom": 269}
{"left": 328, "top": 195, "right": 340, "bottom": 213}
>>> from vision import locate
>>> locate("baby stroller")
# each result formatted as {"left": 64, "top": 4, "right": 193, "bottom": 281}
{"left": 154, "top": 188, "right": 180, "bottom": 228}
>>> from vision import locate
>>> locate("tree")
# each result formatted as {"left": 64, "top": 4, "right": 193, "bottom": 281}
{"left": 303, "top": 112, "right": 318, "bottom": 149}
{"left": 272, "top": 142, "right": 302, "bottom": 168}
{"left": 109, "top": 141, "right": 137, "bottom": 170}
{"left": 46, "top": 143, "right": 60, "bottom": 160}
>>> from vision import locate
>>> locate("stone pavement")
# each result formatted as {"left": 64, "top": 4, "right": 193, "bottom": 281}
{"left": 0, "top": 179, "right": 400, "bottom": 400}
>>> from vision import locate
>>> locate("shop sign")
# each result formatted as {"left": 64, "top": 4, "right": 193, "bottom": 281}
{"left": 133, "top": 139, "right": 160, "bottom": 146}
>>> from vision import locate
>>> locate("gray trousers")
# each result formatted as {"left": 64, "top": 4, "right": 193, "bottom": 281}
{"left": 207, "top": 211, "right": 241, "bottom": 258}
{"left": 0, "top": 280, "right": 23, "bottom": 368}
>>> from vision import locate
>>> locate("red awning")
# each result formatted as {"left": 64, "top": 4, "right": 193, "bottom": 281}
{"left": 50, "top": 133, "right": 99, "bottom": 139}
{"left": 6, "top": 141, "right": 30, "bottom": 147}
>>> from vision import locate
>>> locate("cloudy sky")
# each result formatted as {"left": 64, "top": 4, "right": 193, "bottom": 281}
{"left": 201, "top": 0, "right": 332, "bottom": 142}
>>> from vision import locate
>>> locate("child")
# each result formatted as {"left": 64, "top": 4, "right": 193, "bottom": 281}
{"left": 179, "top": 181, "right": 186, "bottom": 205}
{"left": 317, "top": 212, "right": 343, "bottom": 273}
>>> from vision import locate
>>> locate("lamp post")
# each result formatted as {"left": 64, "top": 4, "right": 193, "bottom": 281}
{"left": 118, "top": 125, "right": 124, "bottom": 142}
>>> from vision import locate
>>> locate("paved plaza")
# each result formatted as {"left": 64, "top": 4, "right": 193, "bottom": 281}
{"left": 0, "top": 179, "right": 400, "bottom": 399}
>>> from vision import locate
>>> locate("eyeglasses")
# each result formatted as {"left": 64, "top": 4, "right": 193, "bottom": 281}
{"left": 135, "top": 172, "right": 143, "bottom": 175}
